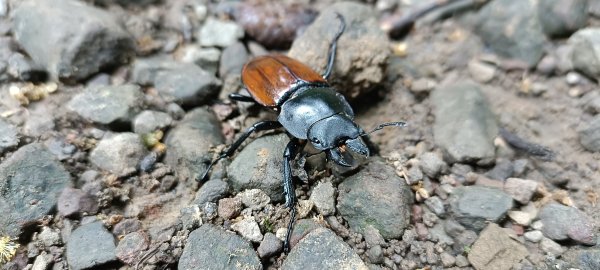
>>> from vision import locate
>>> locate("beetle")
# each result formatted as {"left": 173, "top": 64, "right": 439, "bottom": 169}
{"left": 200, "top": 13, "right": 405, "bottom": 252}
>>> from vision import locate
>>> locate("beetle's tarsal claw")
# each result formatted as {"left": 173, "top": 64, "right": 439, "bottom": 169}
{"left": 346, "top": 137, "right": 369, "bottom": 157}
{"left": 327, "top": 147, "right": 353, "bottom": 167}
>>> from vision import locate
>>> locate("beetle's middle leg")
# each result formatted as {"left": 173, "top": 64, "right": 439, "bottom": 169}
{"left": 282, "top": 138, "right": 306, "bottom": 252}
{"left": 228, "top": 92, "right": 256, "bottom": 103}
{"left": 198, "top": 120, "right": 282, "bottom": 181}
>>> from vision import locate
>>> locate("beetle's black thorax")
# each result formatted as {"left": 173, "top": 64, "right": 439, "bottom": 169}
{"left": 278, "top": 86, "right": 354, "bottom": 140}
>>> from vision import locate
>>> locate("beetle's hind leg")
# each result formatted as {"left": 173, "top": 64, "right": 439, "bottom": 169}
{"left": 228, "top": 92, "right": 256, "bottom": 103}
{"left": 282, "top": 138, "right": 306, "bottom": 253}
{"left": 322, "top": 12, "right": 346, "bottom": 80}
{"left": 198, "top": 120, "right": 282, "bottom": 182}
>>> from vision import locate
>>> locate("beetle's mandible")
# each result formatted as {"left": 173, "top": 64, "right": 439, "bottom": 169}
{"left": 200, "top": 13, "right": 405, "bottom": 253}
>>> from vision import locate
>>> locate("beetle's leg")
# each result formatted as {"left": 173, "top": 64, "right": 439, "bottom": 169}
{"left": 322, "top": 12, "right": 346, "bottom": 80}
{"left": 282, "top": 138, "right": 306, "bottom": 253}
{"left": 228, "top": 92, "right": 256, "bottom": 103}
{"left": 198, "top": 120, "right": 282, "bottom": 182}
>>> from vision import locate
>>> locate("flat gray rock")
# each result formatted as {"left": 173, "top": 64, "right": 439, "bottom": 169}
{"left": 194, "top": 179, "right": 230, "bottom": 206}
{"left": 431, "top": 82, "right": 498, "bottom": 165}
{"left": 198, "top": 18, "right": 244, "bottom": 48}
{"left": 337, "top": 159, "right": 413, "bottom": 239}
{"left": 178, "top": 224, "right": 261, "bottom": 270}
{"left": 449, "top": 186, "right": 513, "bottom": 231}
{"left": 66, "top": 222, "right": 117, "bottom": 270}
{"left": 90, "top": 132, "right": 148, "bottom": 175}
{"left": 227, "top": 134, "right": 289, "bottom": 202}
{"left": 164, "top": 108, "right": 224, "bottom": 182}
{"left": 0, "top": 143, "right": 71, "bottom": 237}
{"left": 133, "top": 110, "right": 173, "bottom": 134}
{"left": 282, "top": 228, "right": 367, "bottom": 270}
{"left": 132, "top": 57, "right": 221, "bottom": 106}
{"left": 288, "top": 2, "right": 389, "bottom": 99}
{"left": 11, "top": 0, "right": 134, "bottom": 80}
{"left": 68, "top": 84, "right": 143, "bottom": 126}
{"left": 474, "top": 0, "right": 546, "bottom": 67}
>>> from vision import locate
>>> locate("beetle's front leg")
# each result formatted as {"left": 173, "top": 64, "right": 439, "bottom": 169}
{"left": 282, "top": 138, "right": 306, "bottom": 253}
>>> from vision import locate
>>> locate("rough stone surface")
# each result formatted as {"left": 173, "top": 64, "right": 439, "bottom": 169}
{"left": 562, "top": 248, "right": 600, "bottom": 270}
{"left": 68, "top": 84, "right": 143, "bottom": 126}
{"left": 282, "top": 228, "right": 368, "bottom": 270}
{"left": 57, "top": 187, "right": 99, "bottom": 217}
{"left": 227, "top": 134, "right": 289, "bottom": 202}
{"left": 11, "top": 0, "right": 134, "bottom": 80}
{"left": 0, "top": 118, "right": 18, "bottom": 154}
{"left": 467, "top": 223, "right": 528, "bottom": 270}
{"left": 132, "top": 57, "right": 221, "bottom": 106}
{"left": 289, "top": 2, "right": 390, "bottom": 99}
{"left": 337, "top": 159, "right": 413, "bottom": 239}
{"left": 164, "top": 108, "right": 224, "bottom": 182}
{"left": 194, "top": 179, "right": 230, "bottom": 205}
{"left": 0, "top": 143, "right": 71, "bottom": 237}
{"left": 309, "top": 181, "right": 336, "bottom": 216}
{"left": 66, "top": 222, "right": 117, "bottom": 270}
{"left": 449, "top": 186, "right": 513, "bottom": 231}
{"left": 219, "top": 41, "right": 248, "bottom": 78}
{"left": 115, "top": 231, "right": 149, "bottom": 265}
{"left": 133, "top": 110, "right": 173, "bottom": 134}
{"left": 217, "top": 197, "right": 242, "bottom": 220}
{"left": 524, "top": 230, "right": 544, "bottom": 243}
{"left": 419, "top": 152, "right": 445, "bottom": 178}
{"left": 178, "top": 224, "right": 261, "bottom": 270}
{"left": 570, "top": 28, "right": 600, "bottom": 79}
{"left": 503, "top": 177, "right": 539, "bottom": 204}
{"left": 198, "top": 18, "right": 244, "bottom": 48}
{"left": 38, "top": 227, "right": 61, "bottom": 247}
{"left": 474, "top": 0, "right": 546, "bottom": 67}
{"left": 237, "top": 189, "right": 271, "bottom": 210}
{"left": 538, "top": 202, "right": 596, "bottom": 245}
{"left": 89, "top": 132, "right": 148, "bottom": 175}
{"left": 579, "top": 115, "right": 600, "bottom": 152}
{"left": 431, "top": 82, "right": 498, "bottom": 165}
{"left": 540, "top": 237, "right": 565, "bottom": 256}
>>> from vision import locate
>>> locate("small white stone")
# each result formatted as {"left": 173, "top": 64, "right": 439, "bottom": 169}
{"left": 524, "top": 230, "right": 543, "bottom": 243}
{"left": 275, "top": 228, "right": 288, "bottom": 242}
{"left": 296, "top": 199, "right": 314, "bottom": 219}
{"left": 531, "top": 220, "right": 544, "bottom": 230}
{"left": 508, "top": 211, "right": 532, "bottom": 226}
{"left": 468, "top": 60, "right": 496, "bottom": 83}
{"left": 309, "top": 181, "right": 336, "bottom": 216}
{"left": 231, "top": 216, "right": 263, "bottom": 243}
{"left": 236, "top": 189, "right": 270, "bottom": 210}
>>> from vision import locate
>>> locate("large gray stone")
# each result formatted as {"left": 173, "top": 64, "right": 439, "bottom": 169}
{"left": 132, "top": 57, "right": 221, "bottom": 106}
{"left": 66, "top": 222, "right": 117, "bottom": 270}
{"left": 164, "top": 108, "right": 224, "bottom": 182}
{"left": 538, "top": 202, "right": 596, "bottom": 245}
{"left": 90, "top": 133, "right": 148, "bottom": 176}
{"left": 449, "top": 186, "right": 513, "bottom": 231}
{"left": 282, "top": 228, "right": 368, "bottom": 270}
{"left": 562, "top": 248, "right": 600, "bottom": 270}
{"left": 11, "top": 0, "right": 134, "bottom": 80}
{"left": 289, "top": 2, "right": 390, "bottom": 99}
{"left": 179, "top": 224, "right": 261, "bottom": 270}
{"left": 474, "top": 0, "right": 546, "bottom": 67}
{"left": 0, "top": 143, "right": 71, "bottom": 237}
{"left": 227, "top": 134, "right": 289, "bottom": 202}
{"left": 68, "top": 84, "right": 143, "bottom": 126}
{"left": 337, "top": 159, "right": 413, "bottom": 239}
{"left": 467, "top": 223, "right": 528, "bottom": 270}
{"left": 570, "top": 28, "right": 600, "bottom": 79}
{"left": 431, "top": 82, "right": 498, "bottom": 165}
{"left": 538, "top": 0, "right": 588, "bottom": 38}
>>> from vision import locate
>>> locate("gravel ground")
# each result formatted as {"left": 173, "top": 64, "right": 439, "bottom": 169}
{"left": 0, "top": 0, "right": 599, "bottom": 269}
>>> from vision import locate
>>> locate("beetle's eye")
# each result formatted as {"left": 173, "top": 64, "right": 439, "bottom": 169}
{"left": 311, "top": 137, "right": 321, "bottom": 144}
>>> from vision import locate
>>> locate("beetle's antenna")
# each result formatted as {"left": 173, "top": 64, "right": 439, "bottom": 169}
{"left": 360, "top": 121, "right": 407, "bottom": 136}
{"left": 322, "top": 13, "right": 346, "bottom": 80}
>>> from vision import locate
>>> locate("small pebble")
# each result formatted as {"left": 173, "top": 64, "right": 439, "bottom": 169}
{"left": 524, "top": 230, "right": 544, "bottom": 243}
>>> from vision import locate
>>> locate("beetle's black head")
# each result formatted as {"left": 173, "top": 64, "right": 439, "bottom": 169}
{"left": 307, "top": 114, "right": 369, "bottom": 167}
